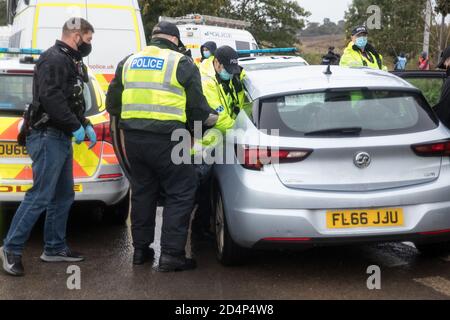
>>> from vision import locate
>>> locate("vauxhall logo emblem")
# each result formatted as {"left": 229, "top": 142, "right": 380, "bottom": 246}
{"left": 354, "top": 152, "right": 371, "bottom": 169}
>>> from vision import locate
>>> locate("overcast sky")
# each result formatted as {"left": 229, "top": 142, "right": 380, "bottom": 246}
{"left": 298, "top": 0, "right": 450, "bottom": 24}
{"left": 298, "top": 0, "right": 353, "bottom": 23}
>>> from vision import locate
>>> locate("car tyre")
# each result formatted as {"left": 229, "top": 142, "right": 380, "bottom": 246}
{"left": 104, "top": 192, "right": 130, "bottom": 225}
{"left": 415, "top": 241, "right": 450, "bottom": 256}
{"left": 214, "top": 189, "right": 247, "bottom": 266}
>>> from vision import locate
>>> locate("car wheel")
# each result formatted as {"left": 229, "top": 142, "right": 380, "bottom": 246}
{"left": 214, "top": 190, "right": 247, "bottom": 266}
{"left": 104, "top": 192, "right": 130, "bottom": 225}
{"left": 415, "top": 241, "right": 450, "bottom": 256}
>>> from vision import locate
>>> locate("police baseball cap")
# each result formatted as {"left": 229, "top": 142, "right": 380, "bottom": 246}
{"left": 152, "top": 21, "right": 184, "bottom": 46}
{"left": 215, "top": 45, "right": 240, "bottom": 75}
{"left": 437, "top": 46, "right": 450, "bottom": 69}
{"left": 352, "top": 26, "right": 368, "bottom": 36}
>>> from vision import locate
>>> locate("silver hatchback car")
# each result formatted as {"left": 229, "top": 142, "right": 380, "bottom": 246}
{"left": 213, "top": 65, "right": 450, "bottom": 265}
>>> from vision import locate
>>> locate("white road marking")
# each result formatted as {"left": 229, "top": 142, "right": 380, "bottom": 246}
{"left": 414, "top": 277, "right": 450, "bottom": 297}
{"left": 440, "top": 255, "right": 450, "bottom": 262}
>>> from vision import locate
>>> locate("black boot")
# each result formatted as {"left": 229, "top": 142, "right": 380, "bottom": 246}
{"left": 133, "top": 247, "right": 154, "bottom": 265}
{"left": 154, "top": 253, "right": 197, "bottom": 272}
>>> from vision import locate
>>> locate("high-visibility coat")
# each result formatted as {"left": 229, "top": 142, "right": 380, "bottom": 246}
{"left": 121, "top": 46, "right": 187, "bottom": 123}
{"left": 340, "top": 41, "right": 387, "bottom": 71}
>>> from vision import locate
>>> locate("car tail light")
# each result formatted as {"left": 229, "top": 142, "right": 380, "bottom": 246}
{"left": 98, "top": 173, "right": 123, "bottom": 179}
{"left": 5, "top": 69, "right": 34, "bottom": 75}
{"left": 235, "top": 144, "right": 312, "bottom": 170}
{"left": 418, "top": 229, "right": 450, "bottom": 236}
{"left": 412, "top": 140, "right": 450, "bottom": 157}
{"left": 87, "top": 122, "right": 112, "bottom": 144}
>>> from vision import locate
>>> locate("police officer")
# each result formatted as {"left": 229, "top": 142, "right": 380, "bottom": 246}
{"left": 340, "top": 26, "right": 387, "bottom": 70}
{"left": 0, "top": 18, "right": 96, "bottom": 277}
{"left": 199, "top": 41, "right": 217, "bottom": 65}
{"left": 434, "top": 46, "right": 450, "bottom": 128}
{"left": 191, "top": 45, "right": 246, "bottom": 240}
{"left": 106, "top": 21, "right": 217, "bottom": 272}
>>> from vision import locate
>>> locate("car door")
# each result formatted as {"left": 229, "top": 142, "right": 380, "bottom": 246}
{"left": 110, "top": 115, "right": 131, "bottom": 179}
{"left": 390, "top": 70, "right": 447, "bottom": 107}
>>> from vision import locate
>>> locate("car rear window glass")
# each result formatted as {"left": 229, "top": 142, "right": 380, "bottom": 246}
{"left": 259, "top": 90, "right": 438, "bottom": 137}
{"left": 0, "top": 75, "right": 33, "bottom": 112}
{"left": 0, "top": 74, "right": 98, "bottom": 116}
{"left": 243, "top": 62, "right": 307, "bottom": 71}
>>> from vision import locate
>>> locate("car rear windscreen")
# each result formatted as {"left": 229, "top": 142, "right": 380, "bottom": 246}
{"left": 0, "top": 74, "right": 98, "bottom": 115}
{"left": 243, "top": 62, "right": 307, "bottom": 71}
{"left": 0, "top": 75, "right": 33, "bottom": 112}
{"left": 259, "top": 89, "right": 438, "bottom": 137}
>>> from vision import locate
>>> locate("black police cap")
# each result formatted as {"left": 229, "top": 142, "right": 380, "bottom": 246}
{"left": 215, "top": 45, "right": 240, "bottom": 75}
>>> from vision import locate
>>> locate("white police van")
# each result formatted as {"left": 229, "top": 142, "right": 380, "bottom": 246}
{"left": 6, "top": 0, "right": 147, "bottom": 91}
{"left": 159, "top": 14, "right": 258, "bottom": 63}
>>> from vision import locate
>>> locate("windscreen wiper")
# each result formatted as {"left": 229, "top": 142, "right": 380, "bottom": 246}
{"left": 304, "top": 127, "right": 362, "bottom": 136}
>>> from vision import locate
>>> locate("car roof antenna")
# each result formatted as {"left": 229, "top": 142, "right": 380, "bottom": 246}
{"left": 324, "top": 64, "right": 332, "bottom": 75}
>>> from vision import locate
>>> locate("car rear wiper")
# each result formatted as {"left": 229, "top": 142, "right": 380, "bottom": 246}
{"left": 304, "top": 127, "right": 362, "bottom": 136}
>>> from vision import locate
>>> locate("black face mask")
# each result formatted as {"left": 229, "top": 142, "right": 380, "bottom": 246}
{"left": 77, "top": 36, "right": 92, "bottom": 57}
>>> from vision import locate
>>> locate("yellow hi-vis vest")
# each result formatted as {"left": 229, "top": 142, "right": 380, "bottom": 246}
{"left": 340, "top": 41, "right": 388, "bottom": 71}
{"left": 121, "top": 46, "right": 187, "bottom": 123}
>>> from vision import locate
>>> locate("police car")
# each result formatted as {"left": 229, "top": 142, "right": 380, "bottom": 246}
{"left": 0, "top": 48, "right": 129, "bottom": 223}
{"left": 238, "top": 48, "right": 309, "bottom": 71}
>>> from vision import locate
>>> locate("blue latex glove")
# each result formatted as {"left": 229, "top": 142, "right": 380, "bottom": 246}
{"left": 85, "top": 124, "right": 97, "bottom": 149}
{"left": 72, "top": 125, "right": 85, "bottom": 144}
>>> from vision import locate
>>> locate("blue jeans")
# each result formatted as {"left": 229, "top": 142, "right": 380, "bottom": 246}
{"left": 3, "top": 128, "right": 74, "bottom": 256}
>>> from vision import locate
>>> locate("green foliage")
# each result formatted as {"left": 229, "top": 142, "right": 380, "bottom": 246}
{"left": 344, "top": 0, "right": 427, "bottom": 59}
{"left": 0, "top": 0, "right": 6, "bottom": 26}
{"left": 302, "top": 19, "right": 345, "bottom": 37}
{"left": 222, "top": 0, "right": 309, "bottom": 47}
{"left": 408, "top": 78, "right": 443, "bottom": 106}
{"left": 435, "top": 0, "right": 449, "bottom": 17}
{"left": 138, "top": 0, "right": 230, "bottom": 42}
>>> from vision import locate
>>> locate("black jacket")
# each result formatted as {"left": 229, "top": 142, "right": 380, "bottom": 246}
{"left": 106, "top": 38, "right": 212, "bottom": 134}
{"left": 33, "top": 40, "right": 90, "bottom": 134}
{"left": 434, "top": 69, "right": 450, "bottom": 128}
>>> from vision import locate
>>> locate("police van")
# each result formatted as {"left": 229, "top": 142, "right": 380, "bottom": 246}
{"left": 6, "top": 0, "right": 147, "bottom": 91}
{"left": 0, "top": 26, "right": 11, "bottom": 48}
{"left": 159, "top": 14, "right": 258, "bottom": 63}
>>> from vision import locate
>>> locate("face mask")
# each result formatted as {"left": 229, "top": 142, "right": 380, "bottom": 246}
{"left": 77, "top": 35, "right": 92, "bottom": 57}
{"left": 203, "top": 50, "right": 211, "bottom": 59}
{"left": 218, "top": 68, "right": 232, "bottom": 81}
{"left": 355, "top": 37, "right": 367, "bottom": 49}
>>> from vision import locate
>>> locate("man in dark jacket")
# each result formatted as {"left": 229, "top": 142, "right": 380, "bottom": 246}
{"left": 434, "top": 46, "right": 450, "bottom": 129}
{"left": 321, "top": 46, "right": 340, "bottom": 65}
{"left": 106, "top": 22, "right": 217, "bottom": 272}
{"left": 0, "top": 18, "right": 96, "bottom": 277}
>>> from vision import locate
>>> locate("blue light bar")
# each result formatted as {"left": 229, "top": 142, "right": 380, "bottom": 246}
{"left": 0, "top": 48, "right": 43, "bottom": 55}
{"left": 237, "top": 47, "right": 298, "bottom": 55}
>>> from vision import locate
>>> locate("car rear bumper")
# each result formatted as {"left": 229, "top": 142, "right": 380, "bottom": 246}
{"left": 225, "top": 201, "right": 450, "bottom": 248}
{"left": 0, "top": 177, "right": 129, "bottom": 206}
{"left": 216, "top": 164, "right": 450, "bottom": 249}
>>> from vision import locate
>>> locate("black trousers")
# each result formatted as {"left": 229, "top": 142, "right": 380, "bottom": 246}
{"left": 124, "top": 130, "right": 197, "bottom": 256}
{"left": 192, "top": 163, "right": 213, "bottom": 233}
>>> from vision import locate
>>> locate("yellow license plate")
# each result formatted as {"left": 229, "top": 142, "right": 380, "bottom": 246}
{"left": 326, "top": 208, "right": 404, "bottom": 229}
{"left": 0, "top": 142, "right": 28, "bottom": 158}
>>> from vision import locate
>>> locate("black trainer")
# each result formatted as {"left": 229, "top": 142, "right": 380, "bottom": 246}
{"left": 154, "top": 253, "right": 197, "bottom": 272}
{"left": 0, "top": 246, "right": 24, "bottom": 277}
{"left": 40, "top": 248, "right": 85, "bottom": 262}
{"left": 133, "top": 247, "right": 155, "bottom": 265}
